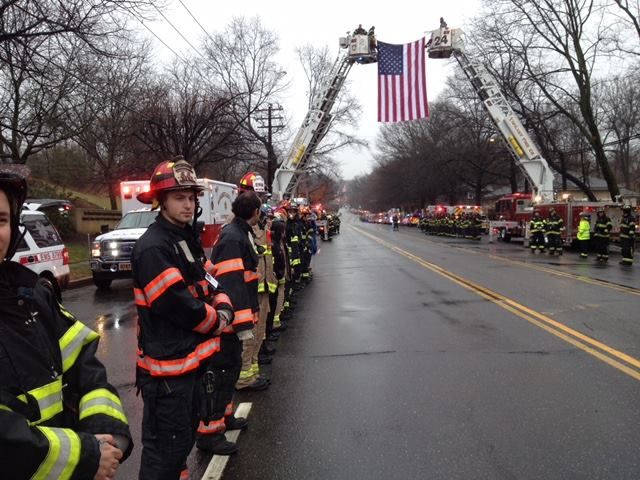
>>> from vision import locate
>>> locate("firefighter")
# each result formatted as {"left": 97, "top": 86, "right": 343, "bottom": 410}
{"left": 132, "top": 157, "right": 235, "bottom": 477}
{"left": 196, "top": 191, "right": 262, "bottom": 454}
{"left": 545, "top": 207, "right": 564, "bottom": 255}
{"left": 268, "top": 207, "right": 290, "bottom": 338}
{"left": 392, "top": 214, "right": 399, "bottom": 230}
{"left": 529, "top": 209, "right": 546, "bottom": 253}
{"left": 234, "top": 173, "right": 275, "bottom": 392}
{"left": 262, "top": 206, "right": 287, "bottom": 363}
{"left": 593, "top": 208, "right": 613, "bottom": 263}
{"left": 0, "top": 164, "right": 133, "bottom": 480}
{"left": 577, "top": 211, "right": 591, "bottom": 259}
{"left": 619, "top": 205, "right": 636, "bottom": 266}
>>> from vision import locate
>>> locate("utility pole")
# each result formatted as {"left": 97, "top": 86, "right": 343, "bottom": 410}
{"left": 255, "top": 103, "right": 285, "bottom": 193}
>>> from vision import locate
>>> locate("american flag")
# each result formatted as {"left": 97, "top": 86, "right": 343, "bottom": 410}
{"left": 377, "top": 38, "right": 429, "bottom": 123}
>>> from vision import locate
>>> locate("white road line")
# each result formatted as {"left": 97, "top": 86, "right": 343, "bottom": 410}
{"left": 200, "top": 402, "right": 252, "bottom": 480}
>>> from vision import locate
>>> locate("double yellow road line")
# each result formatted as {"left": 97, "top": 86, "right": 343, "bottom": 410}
{"left": 351, "top": 225, "right": 640, "bottom": 382}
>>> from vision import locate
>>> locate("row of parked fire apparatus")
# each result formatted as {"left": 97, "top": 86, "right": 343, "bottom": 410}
{"left": 359, "top": 194, "right": 638, "bottom": 252}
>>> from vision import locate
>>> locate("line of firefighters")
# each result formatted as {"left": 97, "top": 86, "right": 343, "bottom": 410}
{"left": 528, "top": 206, "right": 636, "bottom": 265}
{"left": 131, "top": 162, "right": 324, "bottom": 478}
{"left": 418, "top": 213, "right": 485, "bottom": 240}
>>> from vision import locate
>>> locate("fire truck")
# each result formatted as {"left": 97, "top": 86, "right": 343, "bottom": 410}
{"left": 90, "top": 178, "right": 236, "bottom": 288}
{"left": 426, "top": 22, "right": 634, "bottom": 247}
{"left": 491, "top": 193, "right": 629, "bottom": 245}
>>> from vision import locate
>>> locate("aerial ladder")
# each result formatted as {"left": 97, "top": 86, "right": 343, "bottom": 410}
{"left": 426, "top": 23, "right": 555, "bottom": 205}
{"left": 272, "top": 32, "right": 377, "bottom": 201}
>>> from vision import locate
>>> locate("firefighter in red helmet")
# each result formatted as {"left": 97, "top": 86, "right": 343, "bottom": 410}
{"left": 238, "top": 171, "right": 267, "bottom": 195}
{"left": 132, "top": 157, "right": 234, "bottom": 478}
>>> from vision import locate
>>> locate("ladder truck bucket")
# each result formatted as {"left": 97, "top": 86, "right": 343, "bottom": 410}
{"left": 426, "top": 27, "right": 464, "bottom": 58}
{"left": 347, "top": 34, "right": 378, "bottom": 64}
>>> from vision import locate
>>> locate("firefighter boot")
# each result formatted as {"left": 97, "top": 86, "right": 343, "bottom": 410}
{"left": 225, "top": 416, "right": 248, "bottom": 431}
{"left": 196, "top": 434, "right": 238, "bottom": 455}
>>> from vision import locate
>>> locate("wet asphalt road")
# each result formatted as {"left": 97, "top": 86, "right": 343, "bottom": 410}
{"left": 62, "top": 213, "right": 640, "bottom": 480}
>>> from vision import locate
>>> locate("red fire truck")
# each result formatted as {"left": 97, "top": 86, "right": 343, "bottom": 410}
{"left": 490, "top": 192, "right": 631, "bottom": 246}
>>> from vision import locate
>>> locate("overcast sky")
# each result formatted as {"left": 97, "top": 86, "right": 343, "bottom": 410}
{"left": 145, "top": 0, "right": 482, "bottom": 179}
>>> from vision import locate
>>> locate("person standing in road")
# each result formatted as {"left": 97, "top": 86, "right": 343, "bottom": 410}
{"left": 196, "top": 191, "right": 262, "bottom": 455}
{"left": 593, "top": 208, "right": 613, "bottom": 263}
{"left": 234, "top": 173, "right": 274, "bottom": 392}
{"left": 619, "top": 205, "right": 636, "bottom": 266}
{"left": 0, "top": 164, "right": 133, "bottom": 480}
{"left": 577, "top": 211, "right": 591, "bottom": 259}
{"left": 132, "top": 158, "right": 234, "bottom": 479}
{"left": 545, "top": 208, "right": 564, "bottom": 255}
{"left": 392, "top": 214, "right": 399, "bottom": 231}
{"left": 529, "top": 209, "right": 546, "bottom": 254}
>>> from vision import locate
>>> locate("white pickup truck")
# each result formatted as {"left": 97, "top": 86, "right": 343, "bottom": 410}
{"left": 89, "top": 179, "right": 236, "bottom": 289}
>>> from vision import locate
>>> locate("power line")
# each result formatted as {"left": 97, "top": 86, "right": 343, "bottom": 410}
{"left": 175, "top": 0, "right": 216, "bottom": 45}
{"left": 151, "top": 3, "right": 208, "bottom": 62}
{"left": 135, "top": 14, "right": 189, "bottom": 64}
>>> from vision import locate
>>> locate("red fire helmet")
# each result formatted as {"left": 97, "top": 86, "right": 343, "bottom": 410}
{"left": 238, "top": 171, "right": 266, "bottom": 193}
{"left": 137, "top": 157, "right": 203, "bottom": 204}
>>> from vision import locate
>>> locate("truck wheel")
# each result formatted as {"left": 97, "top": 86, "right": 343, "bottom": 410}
{"left": 93, "top": 277, "right": 112, "bottom": 289}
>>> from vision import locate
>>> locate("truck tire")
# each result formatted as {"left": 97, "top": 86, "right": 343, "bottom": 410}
{"left": 93, "top": 276, "right": 112, "bottom": 289}
{"left": 499, "top": 229, "right": 512, "bottom": 242}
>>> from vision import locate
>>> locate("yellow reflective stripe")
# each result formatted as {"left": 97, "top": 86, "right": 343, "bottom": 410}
{"left": 59, "top": 321, "right": 100, "bottom": 373}
{"left": 17, "top": 378, "right": 63, "bottom": 425}
{"left": 79, "top": 388, "right": 128, "bottom": 425}
{"left": 257, "top": 283, "right": 266, "bottom": 293}
{"left": 268, "top": 282, "right": 278, "bottom": 293}
{"left": 0, "top": 404, "right": 11, "bottom": 412}
{"left": 32, "top": 427, "right": 81, "bottom": 480}
{"left": 278, "top": 278, "right": 286, "bottom": 285}
{"left": 57, "top": 303, "right": 76, "bottom": 322}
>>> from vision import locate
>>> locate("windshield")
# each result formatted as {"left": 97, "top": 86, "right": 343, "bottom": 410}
{"left": 116, "top": 211, "right": 157, "bottom": 229}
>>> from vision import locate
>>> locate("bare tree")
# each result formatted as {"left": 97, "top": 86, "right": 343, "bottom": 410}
{"left": 132, "top": 59, "right": 243, "bottom": 173}
{"left": 202, "top": 16, "right": 288, "bottom": 185}
{"left": 0, "top": 0, "right": 155, "bottom": 49}
{"left": 0, "top": 33, "right": 85, "bottom": 163}
{"left": 474, "top": 0, "right": 621, "bottom": 200}
{"left": 612, "top": 0, "right": 640, "bottom": 43}
{"left": 69, "top": 38, "right": 152, "bottom": 208}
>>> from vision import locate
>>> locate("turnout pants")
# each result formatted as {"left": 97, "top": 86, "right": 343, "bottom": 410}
{"left": 530, "top": 232, "right": 545, "bottom": 251}
{"left": 593, "top": 236, "right": 609, "bottom": 260}
{"left": 237, "top": 294, "right": 270, "bottom": 388}
{"left": 197, "top": 334, "right": 242, "bottom": 439}
{"left": 621, "top": 238, "right": 635, "bottom": 265}
{"left": 267, "top": 282, "right": 283, "bottom": 335}
{"left": 579, "top": 239, "right": 589, "bottom": 258}
{"left": 139, "top": 370, "right": 201, "bottom": 480}
{"left": 547, "top": 233, "right": 562, "bottom": 254}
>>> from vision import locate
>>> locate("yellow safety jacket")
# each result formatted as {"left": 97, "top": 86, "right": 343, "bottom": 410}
{"left": 0, "top": 262, "right": 132, "bottom": 479}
